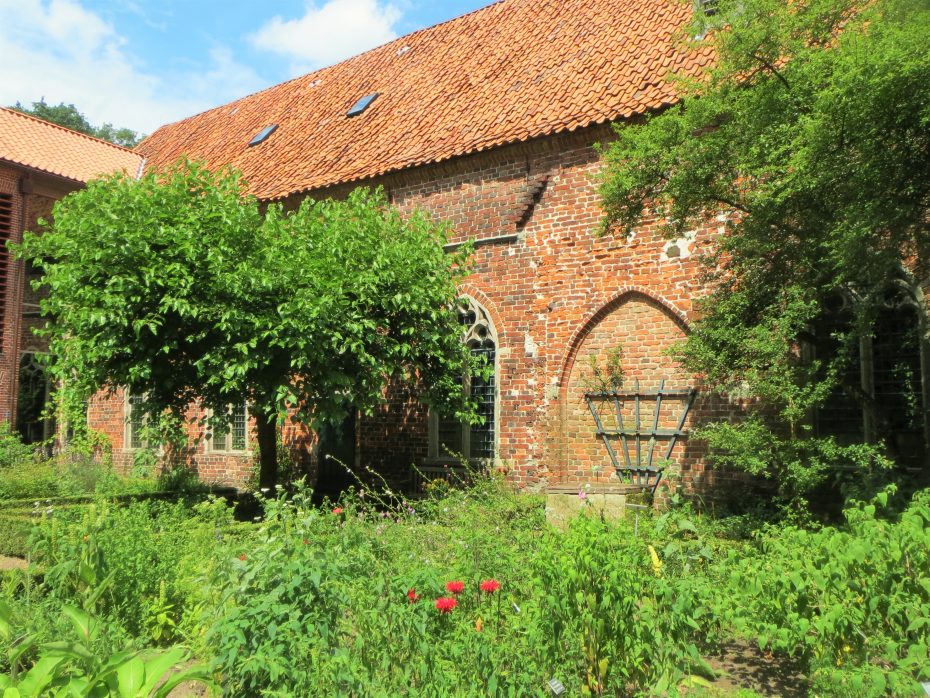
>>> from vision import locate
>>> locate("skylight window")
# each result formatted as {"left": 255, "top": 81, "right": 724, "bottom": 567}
{"left": 347, "top": 93, "right": 379, "bottom": 118}
{"left": 248, "top": 124, "right": 278, "bottom": 147}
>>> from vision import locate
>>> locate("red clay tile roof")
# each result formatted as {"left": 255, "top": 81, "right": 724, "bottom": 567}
{"left": 0, "top": 108, "right": 144, "bottom": 184}
{"left": 138, "top": 0, "right": 713, "bottom": 201}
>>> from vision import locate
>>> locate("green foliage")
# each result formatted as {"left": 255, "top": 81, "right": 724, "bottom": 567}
{"left": 9, "top": 99, "right": 143, "bottom": 147}
{"left": 582, "top": 345, "right": 625, "bottom": 394}
{"left": 703, "top": 488, "right": 930, "bottom": 695}
{"left": 697, "top": 418, "right": 893, "bottom": 507}
{"left": 30, "top": 498, "right": 237, "bottom": 646}
{"left": 599, "top": 0, "right": 930, "bottom": 501}
{"left": 203, "top": 479, "right": 712, "bottom": 696}
{"left": 0, "top": 425, "right": 38, "bottom": 472}
{"left": 0, "top": 601, "right": 215, "bottom": 697}
{"left": 531, "top": 514, "right": 711, "bottom": 695}
{"left": 17, "top": 161, "right": 479, "bottom": 486}
{"left": 5, "top": 464, "right": 930, "bottom": 696}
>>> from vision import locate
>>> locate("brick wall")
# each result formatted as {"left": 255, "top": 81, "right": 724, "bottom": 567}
{"left": 0, "top": 164, "right": 57, "bottom": 429}
{"left": 83, "top": 123, "right": 740, "bottom": 494}
{"left": 327, "top": 125, "right": 728, "bottom": 493}
{"left": 0, "top": 163, "right": 23, "bottom": 424}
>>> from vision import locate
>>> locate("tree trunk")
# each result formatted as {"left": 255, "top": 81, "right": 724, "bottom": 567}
{"left": 254, "top": 409, "right": 279, "bottom": 490}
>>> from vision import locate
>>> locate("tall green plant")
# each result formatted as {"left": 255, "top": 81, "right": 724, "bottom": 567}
{"left": 0, "top": 602, "right": 215, "bottom": 697}
{"left": 17, "top": 161, "right": 481, "bottom": 487}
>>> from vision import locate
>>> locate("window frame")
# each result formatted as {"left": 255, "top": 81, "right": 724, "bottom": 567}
{"left": 205, "top": 402, "right": 251, "bottom": 455}
{"left": 123, "top": 392, "right": 148, "bottom": 451}
{"left": 812, "top": 281, "right": 930, "bottom": 462}
{"left": 427, "top": 297, "right": 499, "bottom": 465}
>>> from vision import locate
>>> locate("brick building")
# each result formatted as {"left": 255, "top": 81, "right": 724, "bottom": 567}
{"left": 0, "top": 0, "right": 732, "bottom": 497}
{"left": 0, "top": 108, "right": 142, "bottom": 445}
{"left": 87, "top": 0, "right": 728, "bottom": 495}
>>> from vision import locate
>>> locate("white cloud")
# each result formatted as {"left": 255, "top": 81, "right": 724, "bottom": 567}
{"left": 0, "top": 0, "right": 264, "bottom": 134}
{"left": 250, "top": 0, "right": 402, "bottom": 73}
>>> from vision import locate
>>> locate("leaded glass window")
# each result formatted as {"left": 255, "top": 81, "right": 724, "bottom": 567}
{"left": 432, "top": 297, "right": 498, "bottom": 462}
{"left": 814, "top": 282, "right": 927, "bottom": 466}
{"left": 209, "top": 403, "right": 249, "bottom": 453}
{"left": 126, "top": 393, "right": 147, "bottom": 450}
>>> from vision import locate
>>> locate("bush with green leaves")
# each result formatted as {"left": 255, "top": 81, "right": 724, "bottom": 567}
{"left": 529, "top": 513, "right": 713, "bottom": 696}
{"left": 705, "top": 488, "right": 930, "bottom": 695}
{"left": 26, "top": 496, "right": 239, "bottom": 650}
{"left": 0, "top": 423, "right": 38, "bottom": 472}
{"left": 201, "top": 478, "right": 718, "bottom": 696}
{"left": 0, "top": 601, "right": 214, "bottom": 697}
{"left": 6, "top": 461, "right": 930, "bottom": 696}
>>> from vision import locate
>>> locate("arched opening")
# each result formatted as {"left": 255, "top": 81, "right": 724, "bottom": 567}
{"left": 559, "top": 293, "right": 693, "bottom": 485}
{"left": 429, "top": 296, "right": 498, "bottom": 462}
{"left": 17, "top": 352, "right": 55, "bottom": 444}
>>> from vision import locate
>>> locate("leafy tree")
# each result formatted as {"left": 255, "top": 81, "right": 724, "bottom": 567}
{"left": 599, "top": 0, "right": 930, "bottom": 502}
{"left": 10, "top": 99, "right": 144, "bottom": 148}
{"left": 16, "top": 161, "right": 479, "bottom": 488}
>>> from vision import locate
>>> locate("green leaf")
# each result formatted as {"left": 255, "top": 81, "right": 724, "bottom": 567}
{"left": 115, "top": 657, "right": 145, "bottom": 698}
{"left": 61, "top": 606, "right": 95, "bottom": 644}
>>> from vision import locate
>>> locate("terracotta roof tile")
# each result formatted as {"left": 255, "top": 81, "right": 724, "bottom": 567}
{"left": 138, "top": 0, "right": 712, "bottom": 201}
{"left": 0, "top": 108, "right": 144, "bottom": 184}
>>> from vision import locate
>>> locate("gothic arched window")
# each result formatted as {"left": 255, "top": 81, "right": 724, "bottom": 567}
{"left": 17, "top": 352, "right": 54, "bottom": 444}
{"left": 429, "top": 297, "right": 498, "bottom": 462}
{"left": 814, "top": 280, "right": 927, "bottom": 466}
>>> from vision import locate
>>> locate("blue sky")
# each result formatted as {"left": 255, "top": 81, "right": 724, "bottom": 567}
{"left": 0, "top": 0, "right": 490, "bottom": 135}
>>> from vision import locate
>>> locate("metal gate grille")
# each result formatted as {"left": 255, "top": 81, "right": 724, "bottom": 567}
{"left": 585, "top": 379, "right": 696, "bottom": 493}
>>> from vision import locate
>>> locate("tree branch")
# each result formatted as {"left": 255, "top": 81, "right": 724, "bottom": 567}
{"left": 748, "top": 53, "right": 791, "bottom": 90}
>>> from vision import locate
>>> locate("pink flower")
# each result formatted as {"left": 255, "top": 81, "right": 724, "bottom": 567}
{"left": 578, "top": 490, "right": 588, "bottom": 502}
{"left": 435, "top": 596, "right": 458, "bottom": 613}
{"left": 445, "top": 580, "right": 465, "bottom": 595}
{"left": 332, "top": 507, "right": 344, "bottom": 515}
{"left": 480, "top": 579, "right": 501, "bottom": 594}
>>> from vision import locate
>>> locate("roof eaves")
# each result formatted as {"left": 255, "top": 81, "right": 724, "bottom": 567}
{"left": 0, "top": 157, "right": 85, "bottom": 187}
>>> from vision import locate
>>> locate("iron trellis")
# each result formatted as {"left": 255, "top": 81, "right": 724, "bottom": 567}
{"left": 584, "top": 379, "right": 697, "bottom": 494}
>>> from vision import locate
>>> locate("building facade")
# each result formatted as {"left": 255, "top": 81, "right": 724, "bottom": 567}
{"left": 0, "top": 108, "right": 142, "bottom": 447}
{"left": 76, "top": 0, "right": 742, "bottom": 495}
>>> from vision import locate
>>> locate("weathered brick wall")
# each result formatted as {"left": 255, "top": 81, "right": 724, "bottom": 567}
{"left": 85, "top": 123, "right": 740, "bottom": 493}
{"left": 88, "top": 389, "right": 316, "bottom": 488}
{"left": 0, "top": 164, "right": 23, "bottom": 424}
{"left": 323, "top": 124, "right": 728, "bottom": 493}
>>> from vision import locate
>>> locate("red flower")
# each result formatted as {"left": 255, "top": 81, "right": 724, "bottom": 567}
{"left": 435, "top": 596, "right": 458, "bottom": 613}
{"left": 480, "top": 579, "right": 501, "bottom": 594}
{"left": 238, "top": 554, "right": 247, "bottom": 561}
{"left": 445, "top": 580, "right": 465, "bottom": 595}
{"left": 332, "top": 507, "right": 344, "bottom": 515}
{"left": 407, "top": 588, "right": 420, "bottom": 603}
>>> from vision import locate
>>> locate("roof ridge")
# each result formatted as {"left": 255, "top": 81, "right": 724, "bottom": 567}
{"left": 139, "top": 0, "right": 515, "bottom": 139}
{"left": 0, "top": 107, "right": 140, "bottom": 156}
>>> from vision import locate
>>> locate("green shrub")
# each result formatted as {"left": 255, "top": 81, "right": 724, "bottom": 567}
{"left": 29, "top": 496, "right": 238, "bottom": 648}
{"left": 0, "top": 600, "right": 216, "bottom": 697}
{"left": 204, "top": 479, "right": 715, "bottom": 696}
{"left": 708, "top": 488, "right": 930, "bottom": 695}
{"left": 0, "top": 423, "right": 39, "bottom": 470}
{"left": 6, "top": 464, "right": 929, "bottom": 696}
